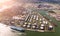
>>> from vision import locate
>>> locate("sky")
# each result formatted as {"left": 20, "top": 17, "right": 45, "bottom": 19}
{"left": 0, "top": 0, "right": 16, "bottom": 12}
{"left": 0, "top": 0, "right": 60, "bottom": 12}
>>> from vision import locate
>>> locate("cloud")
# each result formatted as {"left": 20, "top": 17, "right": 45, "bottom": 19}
{"left": 15, "top": 0, "right": 39, "bottom": 3}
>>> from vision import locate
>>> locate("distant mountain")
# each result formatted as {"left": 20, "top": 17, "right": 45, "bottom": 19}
{"left": 17, "top": 0, "right": 60, "bottom": 3}
{"left": 38, "top": 0, "right": 60, "bottom": 3}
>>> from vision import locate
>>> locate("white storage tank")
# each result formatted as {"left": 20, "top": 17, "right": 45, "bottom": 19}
{"left": 48, "top": 25, "right": 53, "bottom": 30}
{"left": 40, "top": 26, "right": 44, "bottom": 30}
{"left": 27, "top": 25, "right": 31, "bottom": 28}
{"left": 32, "top": 25, "right": 36, "bottom": 29}
{"left": 43, "top": 21, "right": 46, "bottom": 24}
{"left": 41, "top": 24, "right": 45, "bottom": 27}
{"left": 23, "top": 25, "right": 26, "bottom": 27}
